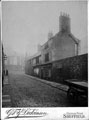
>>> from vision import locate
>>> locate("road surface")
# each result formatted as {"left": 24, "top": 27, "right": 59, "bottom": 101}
{"left": 7, "top": 71, "right": 74, "bottom": 107}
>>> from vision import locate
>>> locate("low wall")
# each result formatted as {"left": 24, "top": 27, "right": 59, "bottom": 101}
{"left": 52, "top": 54, "right": 88, "bottom": 83}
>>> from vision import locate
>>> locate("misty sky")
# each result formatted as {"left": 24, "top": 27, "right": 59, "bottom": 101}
{"left": 2, "top": 1, "right": 88, "bottom": 56}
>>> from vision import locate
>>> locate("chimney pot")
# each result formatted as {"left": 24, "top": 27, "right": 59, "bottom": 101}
{"left": 59, "top": 12, "right": 71, "bottom": 33}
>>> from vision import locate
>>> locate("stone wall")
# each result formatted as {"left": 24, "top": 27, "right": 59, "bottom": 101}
{"left": 52, "top": 54, "right": 88, "bottom": 83}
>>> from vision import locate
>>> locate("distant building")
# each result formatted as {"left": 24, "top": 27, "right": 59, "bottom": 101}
{"left": 6, "top": 54, "right": 25, "bottom": 71}
{"left": 25, "top": 13, "right": 80, "bottom": 79}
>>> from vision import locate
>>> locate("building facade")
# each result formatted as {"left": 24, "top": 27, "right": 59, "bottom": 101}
{"left": 6, "top": 54, "right": 25, "bottom": 72}
{"left": 25, "top": 13, "right": 82, "bottom": 81}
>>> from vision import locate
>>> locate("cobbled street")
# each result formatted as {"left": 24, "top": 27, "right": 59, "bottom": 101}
{"left": 7, "top": 71, "right": 74, "bottom": 107}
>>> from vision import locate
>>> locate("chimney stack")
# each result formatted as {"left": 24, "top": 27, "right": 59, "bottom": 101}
{"left": 59, "top": 12, "right": 71, "bottom": 33}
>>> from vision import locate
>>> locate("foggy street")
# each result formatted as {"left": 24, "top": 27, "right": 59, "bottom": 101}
{"left": 2, "top": 1, "right": 88, "bottom": 108}
{"left": 1, "top": 2, "right": 88, "bottom": 120}
{"left": 7, "top": 71, "right": 74, "bottom": 107}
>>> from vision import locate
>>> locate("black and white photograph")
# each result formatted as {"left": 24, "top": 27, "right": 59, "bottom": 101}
{"left": 1, "top": 0, "right": 88, "bottom": 119}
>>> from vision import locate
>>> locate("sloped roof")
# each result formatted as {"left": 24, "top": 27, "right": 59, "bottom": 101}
{"left": 68, "top": 33, "right": 80, "bottom": 44}
{"left": 51, "top": 31, "right": 80, "bottom": 44}
{"left": 28, "top": 51, "right": 41, "bottom": 60}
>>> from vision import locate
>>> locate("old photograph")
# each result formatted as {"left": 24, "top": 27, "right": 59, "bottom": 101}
{"left": 2, "top": 0, "right": 88, "bottom": 109}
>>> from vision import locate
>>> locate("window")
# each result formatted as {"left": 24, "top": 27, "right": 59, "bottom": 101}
{"left": 44, "top": 43, "right": 49, "bottom": 49}
{"left": 75, "top": 44, "right": 78, "bottom": 55}
{"left": 34, "top": 68, "right": 39, "bottom": 75}
{"left": 36, "top": 57, "right": 39, "bottom": 64}
{"left": 45, "top": 53, "right": 49, "bottom": 62}
{"left": 33, "top": 59, "right": 36, "bottom": 65}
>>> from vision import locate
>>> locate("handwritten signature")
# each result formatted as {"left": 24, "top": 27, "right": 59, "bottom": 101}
{"left": 5, "top": 108, "right": 47, "bottom": 119}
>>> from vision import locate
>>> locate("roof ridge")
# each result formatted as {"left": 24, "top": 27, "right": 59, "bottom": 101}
{"left": 69, "top": 33, "right": 80, "bottom": 44}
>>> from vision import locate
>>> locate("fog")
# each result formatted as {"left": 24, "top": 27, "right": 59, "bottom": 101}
{"left": 2, "top": 1, "right": 88, "bottom": 57}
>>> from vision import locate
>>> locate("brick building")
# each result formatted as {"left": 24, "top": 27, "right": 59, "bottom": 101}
{"left": 25, "top": 13, "right": 85, "bottom": 82}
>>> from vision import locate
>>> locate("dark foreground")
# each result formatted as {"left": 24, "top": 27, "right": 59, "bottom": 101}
{"left": 3, "top": 71, "right": 84, "bottom": 107}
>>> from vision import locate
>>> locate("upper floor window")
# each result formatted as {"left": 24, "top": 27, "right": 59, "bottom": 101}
{"left": 75, "top": 44, "right": 78, "bottom": 55}
{"left": 44, "top": 43, "right": 49, "bottom": 49}
{"left": 36, "top": 57, "right": 39, "bottom": 64}
{"left": 45, "top": 53, "right": 49, "bottom": 62}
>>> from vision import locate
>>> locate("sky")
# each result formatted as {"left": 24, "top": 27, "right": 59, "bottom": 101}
{"left": 2, "top": 1, "right": 88, "bottom": 56}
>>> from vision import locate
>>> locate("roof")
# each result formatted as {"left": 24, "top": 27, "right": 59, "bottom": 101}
{"left": 28, "top": 51, "right": 41, "bottom": 60}
{"left": 68, "top": 33, "right": 80, "bottom": 44}
{"left": 52, "top": 31, "right": 80, "bottom": 44}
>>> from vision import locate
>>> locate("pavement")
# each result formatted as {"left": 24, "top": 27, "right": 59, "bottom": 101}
{"left": 2, "top": 75, "right": 12, "bottom": 107}
{"left": 25, "top": 74, "right": 69, "bottom": 92}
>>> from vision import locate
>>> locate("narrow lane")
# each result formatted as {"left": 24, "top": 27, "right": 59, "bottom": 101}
{"left": 8, "top": 71, "right": 74, "bottom": 107}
